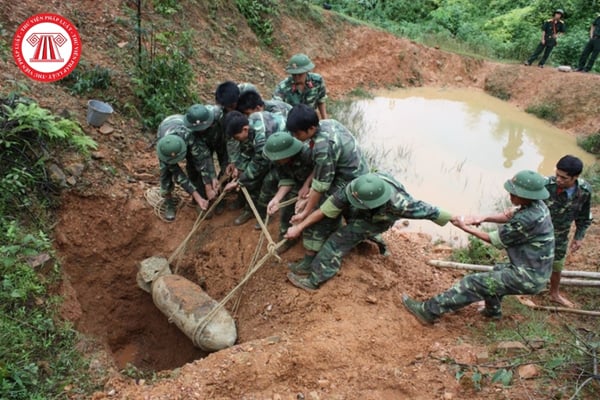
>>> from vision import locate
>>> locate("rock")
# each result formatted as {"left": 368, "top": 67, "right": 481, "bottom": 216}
{"left": 273, "top": 395, "right": 282, "bottom": 400}
{"left": 493, "top": 341, "right": 528, "bottom": 355}
{"left": 266, "top": 336, "right": 280, "bottom": 345}
{"left": 66, "top": 176, "right": 77, "bottom": 186}
{"left": 27, "top": 252, "right": 52, "bottom": 268}
{"left": 517, "top": 364, "right": 540, "bottom": 379}
{"left": 117, "top": 41, "right": 128, "bottom": 48}
{"left": 317, "top": 379, "right": 330, "bottom": 388}
{"left": 476, "top": 350, "right": 489, "bottom": 363}
{"left": 443, "top": 392, "right": 454, "bottom": 400}
{"left": 365, "top": 295, "right": 378, "bottom": 304}
{"left": 432, "top": 245, "right": 453, "bottom": 253}
{"left": 455, "top": 76, "right": 463, "bottom": 82}
{"left": 308, "top": 391, "right": 320, "bottom": 400}
{"left": 91, "top": 151, "right": 106, "bottom": 160}
{"left": 99, "top": 125, "right": 114, "bottom": 135}
{"left": 65, "top": 163, "right": 84, "bottom": 177}
{"left": 48, "top": 163, "right": 67, "bottom": 187}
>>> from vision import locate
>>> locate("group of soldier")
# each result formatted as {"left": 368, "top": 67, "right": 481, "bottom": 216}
{"left": 525, "top": 9, "right": 600, "bottom": 72}
{"left": 155, "top": 52, "right": 593, "bottom": 326}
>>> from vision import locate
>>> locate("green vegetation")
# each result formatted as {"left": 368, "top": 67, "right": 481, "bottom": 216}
{"left": 151, "top": 0, "right": 182, "bottom": 16}
{"left": 0, "top": 23, "right": 9, "bottom": 62}
{"left": 0, "top": 94, "right": 97, "bottom": 398}
{"left": 316, "top": 0, "right": 600, "bottom": 70}
{"left": 578, "top": 131, "right": 600, "bottom": 155}
{"left": 235, "top": 0, "right": 278, "bottom": 45}
{"left": 582, "top": 162, "right": 600, "bottom": 204}
{"left": 525, "top": 102, "right": 562, "bottom": 122}
{"left": 59, "top": 62, "right": 113, "bottom": 95}
{"left": 451, "top": 236, "right": 503, "bottom": 265}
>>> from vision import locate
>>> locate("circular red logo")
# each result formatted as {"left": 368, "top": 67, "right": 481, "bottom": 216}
{"left": 12, "top": 13, "right": 81, "bottom": 83}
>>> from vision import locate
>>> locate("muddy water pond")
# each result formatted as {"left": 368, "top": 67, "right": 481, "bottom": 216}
{"left": 334, "top": 87, "right": 595, "bottom": 245}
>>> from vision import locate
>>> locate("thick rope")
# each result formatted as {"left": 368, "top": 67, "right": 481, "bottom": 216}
{"left": 240, "top": 185, "right": 278, "bottom": 253}
{"left": 144, "top": 186, "right": 186, "bottom": 222}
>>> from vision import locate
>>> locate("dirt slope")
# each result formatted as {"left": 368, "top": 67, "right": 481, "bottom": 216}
{"left": 1, "top": 1, "right": 599, "bottom": 399}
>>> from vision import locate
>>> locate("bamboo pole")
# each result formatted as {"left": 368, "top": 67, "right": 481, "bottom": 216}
{"left": 428, "top": 260, "right": 600, "bottom": 279}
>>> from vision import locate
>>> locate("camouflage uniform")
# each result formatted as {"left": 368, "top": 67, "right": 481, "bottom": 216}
{"left": 264, "top": 99, "right": 292, "bottom": 117}
{"left": 305, "top": 173, "right": 452, "bottom": 286}
{"left": 544, "top": 176, "right": 593, "bottom": 271}
{"left": 270, "top": 143, "right": 315, "bottom": 237}
{"left": 303, "top": 119, "right": 369, "bottom": 252}
{"left": 236, "top": 111, "right": 286, "bottom": 213}
{"left": 185, "top": 107, "right": 229, "bottom": 193}
{"left": 425, "top": 200, "right": 555, "bottom": 317}
{"left": 273, "top": 72, "right": 327, "bottom": 110}
{"left": 157, "top": 115, "right": 197, "bottom": 196}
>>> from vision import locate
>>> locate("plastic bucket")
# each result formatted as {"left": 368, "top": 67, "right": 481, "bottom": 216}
{"left": 87, "top": 100, "right": 113, "bottom": 127}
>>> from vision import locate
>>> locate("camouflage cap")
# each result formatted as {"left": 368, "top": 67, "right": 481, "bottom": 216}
{"left": 238, "top": 82, "right": 260, "bottom": 95}
{"left": 285, "top": 53, "right": 315, "bottom": 74}
{"left": 184, "top": 104, "right": 214, "bottom": 132}
{"left": 345, "top": 173, "right": 392, "bottom": 210}
{"left": 263, "top": 131, "right": 303, "bottom": 161}
{"left": 503, "top": 170, "right": 549, "bottom": 200}
{"left": 157, "top": 134, "right": 187, "bottom": 164}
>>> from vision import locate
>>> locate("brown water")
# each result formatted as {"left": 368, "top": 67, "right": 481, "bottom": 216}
{"left": 334, "top": 87, "right": 596, "bottom": 244}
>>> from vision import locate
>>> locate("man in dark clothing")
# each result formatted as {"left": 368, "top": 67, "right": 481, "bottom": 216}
{"left": 576, "top": 15, "right": 600, "bottom": 72}
{"left": 525, "top": 9, "right": 566, "bottom": 68}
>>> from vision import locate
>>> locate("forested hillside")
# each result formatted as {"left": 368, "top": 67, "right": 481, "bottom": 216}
{"left": 320, "top": 0, "right": 600, "bottom": 70}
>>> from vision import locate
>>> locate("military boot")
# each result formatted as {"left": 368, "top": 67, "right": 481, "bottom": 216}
{"left": 276, "top": 237, "right": 298, "bottom": 255}
{"left": 234, "top": 209, "right": 254, "bottom": 225}
{"left": 288, "top": 254, "right": 315, "bottom": 274}
{"left": 479, "top": 308, "right": 502, "bottom": 320}
{"left": 287, "top": 272, "right": 318, "bottom": 292}
{"left": 402, "top": 294, "right": 436, "bottom": 325}
{"left": 164, "top": 198, "right": 177, "bottom": 221}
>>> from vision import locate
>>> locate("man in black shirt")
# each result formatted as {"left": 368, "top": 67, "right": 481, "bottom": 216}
{"left": 575, "top": 15, "right": 600, "bottom": 72}
{"left": 525, "top": 9, "right": 566, "bottom": 68}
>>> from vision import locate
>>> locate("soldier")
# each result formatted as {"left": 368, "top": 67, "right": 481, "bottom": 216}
{"left": 156, "top": 110, "right": 214, "bottom": 221}
{"left": 544, "top": 155, "right": 593, "bottom": 307}
{"left": 403, "top": 170, "right": 555, "bottom": 324}
{"left": 273, "top": 53, "right": 328, "bottom": 119}
{"left": 525, "top": 9, "right": 566, "bottom": 68}
{"left": 263, "top": 132, "right": 315, "bottom": 254}
{"left": 575, "top": 15, "right": 600, "bottom": 72}
{"left": 215, "top": 81, "right": 241, "bottom": 113}
{"left": 285, "top": 104, "right": 368, "bottom": 273}
{"left": 237, "top": 90, "right": 292, "bottom": 118}
{"left": 284, "top": 173, "right": 453, "bottom": 290}
{"left": 223, "top": 110, "right": 286, "bottom": 225}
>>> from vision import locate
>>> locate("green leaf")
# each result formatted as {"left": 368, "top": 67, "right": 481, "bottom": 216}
{"left": 491, "top": 369, "right": 513, "bottom": 386}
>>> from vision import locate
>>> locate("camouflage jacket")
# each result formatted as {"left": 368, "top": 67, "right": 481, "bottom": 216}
{"left": 264, "top": 99, "right": 292, "bottom": 117}
{"left": 157, "top": 114, "right": 196, "bottom": 194}
{"left": 188, "top": 106, "right": 228, "bottom": 185}
{"left": 275, "top": 143, "right": 314, "bottom": 188}
{"left": 309, "top": 119, "right": 368, "bottom": 194}
{"left": 544, "top": 176, "right": 593, "bottom": 240}
{"left": 321, "top": 172, "right": 451, "bottom": 228}
{"left": 489, "top": 200, "right": 555, "bottom": 274}
{"left": 237, "top": 111, "right": 286, "bottom": 186}
{"left": 272, "top": 72, "right": 327, "bottom": 109}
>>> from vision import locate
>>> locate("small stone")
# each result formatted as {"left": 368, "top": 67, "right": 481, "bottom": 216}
{"left": 455, "top": 76, "right": 463, "bottom": 82}
{"left": 297, "top": 393, "right": 305, "bottom": 400}
{"left": 107, "top": 389, "right": 116, "bottom": 396}
{"left": 518, "top": 364, "right": 540, "bottom": 379}
{"left": 66, "top": 176, "right": 77, "bottom": 186}
{"left": 414, "top": 353, "right": 424, "bottom": 360}
{"left": 443, "top": 392, "right": 454, "bottom": 400}
{"left": 493, "top": 341, "right": 527, "bottom": 355}
{"left": 308, "top": 391, "right": 320, "bottom": 400}
{"left": 48, "top": 163, "right": 67, "bottom": 187}
{"left": 476, "top": 351, "right": 489, "bottom": 363}
{"left": 91, "top": 151, "right": 106, "bottom": 160}
{"left": 402, "top": 220, "right": 410, "bottom": 227}
{"left": 117, "top": 41, "right": 128, "bottom": 48}
{"left": 273, "top": 395, "right": 282, "bottom": 400}
{"left": 266, "top": 336, "right": 280, "bottom": 345}
{"left": 99, "top": 125, "right": 114, "bottom": 134}
{"left": 65, "top": 163, "right": 85, "bottom": 177}
{"left": 366, "top": 295, "right": 378, "bottom": 304}
{"left": 317, "top": 379, "right": 329, "bottom": 388}
{"left": 27, "top": 252, "right": 51, "bottom": 268}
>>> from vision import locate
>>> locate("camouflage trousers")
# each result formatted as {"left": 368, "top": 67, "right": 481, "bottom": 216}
{"left": 254, "top": 170, "right": 297, "bottom": 238}
{"left": 424, "top": 263, "right": 551, "bottom": 316}
{"left": 552, "top": 231, "right": 570, "bottom": 272}
{"left": 306, "top": 218, "right": 391, "bottom": 285}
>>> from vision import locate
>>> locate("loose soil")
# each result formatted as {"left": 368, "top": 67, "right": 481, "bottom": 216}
{"left": 1, "top": 1, "right": 599, "bottom": 399}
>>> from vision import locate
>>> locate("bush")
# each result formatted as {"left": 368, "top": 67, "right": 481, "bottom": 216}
{"left": 59, "top": 62, "right": 112, "bottom": 95}
{"left": 551, "top": 26, "right": 589, "bottom": 67}
{"left": 525, "top": 102, "right": 561, "bottom": 122}
{"left": 235, "top": 0, "right": 278, "bottom": 45}
{"left": 451, "top": 236, "right": 503, "bottom": 265}
{"left": 578, "top": 131, "right": 600, "bottom": 155}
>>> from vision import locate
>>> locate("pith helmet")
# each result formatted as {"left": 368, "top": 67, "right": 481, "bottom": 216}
{"left": 503, "top": 170, "right": 549, "bottom": 200}
{"left": 346, "top": 173, "right": 392, "bottom": 210}
{"left": 285, "top": 53, "right": 315, "bottom": 74}
{"left": 238, "top": 82, "right": 259, "bottom": 95}
{"left": 184, "top": 104, "right": 214, "bottom": 132}
{"left": 157, "top": 135, "right": 187, "bottom": 164}
{"left": 554, "top": 9, "right": 564, "bottom": 16}
{"left": 263, "top": 131, "right": 303, "bottom": 160}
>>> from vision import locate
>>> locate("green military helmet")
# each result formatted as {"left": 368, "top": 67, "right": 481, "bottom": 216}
{"left": 285, "top": 53, "right": 315, "bottom": 74}
{"left": 503, "top": 170, "right": 549, "bottom": 200}
{"left": 554, "top": 9, "right": 564, "bottom": 16}
{"left": 263, "top": 131, "right": 303, "bottom": 161}
{"left": 184, "top": 104, "right": 214, "bottom": 132}
{"left": 157, "top": 134, "right": 187, "bottom": 164}
{"left": 346, "top": 173, "right": 392, "bottom": 210}
{"left": 238, "top": 82, "right": 260, "bottom": 95}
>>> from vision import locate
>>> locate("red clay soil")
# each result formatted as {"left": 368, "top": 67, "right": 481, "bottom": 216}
{"left": 1, "top": 1, "right": 599, "bottom": 399}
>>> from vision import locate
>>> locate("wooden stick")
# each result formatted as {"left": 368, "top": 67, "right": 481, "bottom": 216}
{"left": 518, "top": 302, "right": 600, "bottom": 317}
{"left": 428, "top": 260, "right": 600, "bottom": 280}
